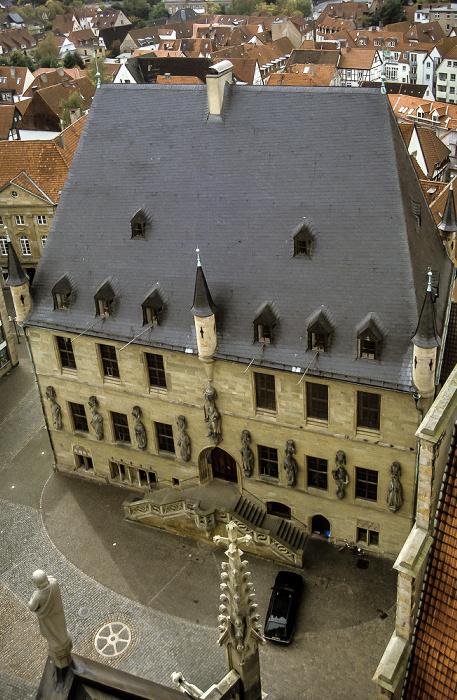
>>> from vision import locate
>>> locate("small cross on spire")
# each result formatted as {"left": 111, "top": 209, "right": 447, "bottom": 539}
{"left": 196, "top": 247, "right": 201, "bottom": 267}
{"left": 427, "top": 266, "right": 433, "bottom": 293}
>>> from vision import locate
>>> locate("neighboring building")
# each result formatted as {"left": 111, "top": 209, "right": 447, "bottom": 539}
{"left": 400, "top": 123, "right": 451, "bottom": 181}
{"left": 0, "top": 116, "right": 86, "bottom": 282}
{"left": 0, "top": 65, "right": 34, "bottom": 101}
{"left": 268, "top": 63, "right": 341, "bottom": 86}
{"left": 19, "top": 71, "right": 454, "bottom": 568}
{"left": 0, "top": 102, "right": 21, "bottom": 139}
{"left": 0, "top": 27, "right": 36, "bottom": 55}
{"left": 0, "top": 279, "right": 17, "bottom": 377}
{"left": 338, "top": 47, "right": 382, "bottom": 86}
{"left": 68, "top": 28, "right": 105, "bottom": 63}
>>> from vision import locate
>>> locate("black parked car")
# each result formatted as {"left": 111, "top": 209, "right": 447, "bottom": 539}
{"left": 263, "top": 570, "right": 303, "bottom": 644}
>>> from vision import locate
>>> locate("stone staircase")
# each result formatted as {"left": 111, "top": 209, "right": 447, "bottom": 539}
{"left": 124, "top": 481, "right": 307, "bottom": 567}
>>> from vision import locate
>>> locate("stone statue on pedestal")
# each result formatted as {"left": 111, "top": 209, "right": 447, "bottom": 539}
{"left": 283, "top": 439, "right": 297, "bottom": 486}
{"left": 177, "top": 415, "right": 191, "bottom": 462}
{"left": 204, "top": 384, "right": 221, "bottom": 445}
{"left": 27, "top": 569, "right": 72, "bottom": 669}
{"left": 241, "top": 430, "right": 254, "bottom": 478}
{"left": 387, "top": 461, "right": 403, "bottom": 512}
{"left": 132, "top": 405, "right": 147, "bottom": 451}
{"left": 332, "top": 450, "right": 349, "bottom": 500}
{"left": 46, "top": 386, "right": 62, "bottom": 430}
{"left": 88, "top": 395, "right": 103, "bottom": 440}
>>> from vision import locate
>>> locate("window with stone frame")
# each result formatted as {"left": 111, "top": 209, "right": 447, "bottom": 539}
{"left": 0, "top": 236, "right": 6, "bottom": 255}
{"left": 69, "top": 402, "right": 89, "bottom": 432}
{"left": 307, "top": 456, "right": 328, "bottom": 489}
{"left": 99, "top": 344, "right": 120, "bottom": 379}
{"left": 357, "top": 391, "right": 381, "bottom": 430}
{"left": 155, "top": 422, "right": 175, "bottom": 453}
{"left": 146, "top": 352, "right": 167, "bottom": 388}
{"left": 355, "top": 467, "right": 378, "bottom": 501}
{"left": 20, "top": 236, "right": 31, "bottom": 256}
{"left": 37, "top": 215, "right": 47, "bottom": 225}
{"left": 306, "top": 382, "right": 328, "bottom": 421}
{"left": 254, "top": 372, "right": 276, "bottom": 411}
{"left": 111, "top": 411, "right": 131, "bottom": 443}
{"left": 56, "top": 336, "right": 77, "bottom": 369}
{"left": 76, "top": 454, "right": 94, "bottom": 471}
{"left": 293, "top": 222, "right": 314, "bottom": 257}
{"left": 258, "top": 445, "right": 279, "bottom": 479}
{"left": 357, "top": 526, "right": 379, "bottom": 546}
{"left": 15, "top": 214, "right": 24, "bottom": 225}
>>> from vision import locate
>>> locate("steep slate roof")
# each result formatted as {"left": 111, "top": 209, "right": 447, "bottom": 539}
{"left": 403, "top": 424, "right": 457, "bottom": 699}
{"left": 26, "top": 85, "right": 453, "bottom": 392}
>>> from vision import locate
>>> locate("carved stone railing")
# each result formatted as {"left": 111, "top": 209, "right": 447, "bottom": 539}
{"left": 124, "top": 497, "right": 305, "bottom": 566}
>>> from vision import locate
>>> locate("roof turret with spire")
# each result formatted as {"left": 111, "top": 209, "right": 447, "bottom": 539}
{"left": 438, "top": 180, "right": 457, "bottom": 236}
{"left": 190, "top": 248, "right": 217, "bottom": 318}
{"left": 411, "top": 268, "right": 441, "bottom": 349}
{"left": 5, "top": 229, "right": 28, "bottom": 288}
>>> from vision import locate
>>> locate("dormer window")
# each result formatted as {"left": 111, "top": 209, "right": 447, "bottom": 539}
{"left": 95, "top": 279, "right": 116, "bottom": 317}
{"left": 356, "top": 314, "right": 384, "bottom": 360}
{"left": 52, "top": 275, "right": 74, "bottom": 310}
{"left": 142, "top": 287, "right": 165, "bottom": 326}
{"left": 254, "top": 302, "right": 278, "bottom": 344}
{"left": 130, "top": 208, "right": 148, "bottom": 239}
{"left": 293, "top": 221, "right": 314, "bottom": 257}
{"left": 307, "top": 308, "right": 333, "bottom": 352}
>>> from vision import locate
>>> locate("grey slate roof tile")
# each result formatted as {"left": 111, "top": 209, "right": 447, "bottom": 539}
{"left": 26, "top": 84, "right": 454, "bottom": 392}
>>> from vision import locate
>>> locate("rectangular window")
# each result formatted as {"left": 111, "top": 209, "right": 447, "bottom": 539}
{"left": 155, "top": 421, "right": 175, "bottom": 453}
{"left": 357, "top": 527, "right": 379, "bottom": 546}
{"left": 306, "top": 382, "right": 328, "bottom": 421}
{"left": 112, "top": 411, "right": 131, "bottom": 442}
{"left": 359, "top": 336, "right": 377, "bottom": 359}
{"left": 451, "top": 87, "right": 456, "bottom": 94}
{"left": 146, "top": 352, "right": 166, "bottom": 388}
{"left": 0, "top": 215, "right": 3, "bottom": 224}
{"left": 56, "top": 336, "right": 76, "bottom": 369}
{"left": 99, "top": 344, "right": 120, "bottom": 378}
{"left": 37, "top": 215, "right": 47, "bottom": 225}
{"left": 307, "top": 456, "right": 328, "bottom": 489}
{"left": 258, "top": 445, "right": 278, "bottom": 479}
{"left": 76, "top": 454, "right": 93, "bottom": 471}
{"left": 357, "top": 391, "right": 380, "bottom": 430}
{"left": 69, "top": 402, "right": 88, "bottom": 431}
{"left": 97, "top": 298, "right": 111, "bottom": 316}
{"left": 254, "top": 372, "right": 276, "bottom": 411}
{"left": 41, "top": 236, "right": 47, "bottom": 248}
{"left": 15, "top": 215, "right": 24, "bottom": 225}
{"left": 110, "top": 460, "right": 129, "bottom": 481}
{"left": 451, "top": 74, "right": 456, "bottom": 81}
{"left": 20, "top": 237, "right": 31, "bottom": 255}
{"left": 355, "top": 467, "right": 378, "bottom": 501}
{"left": 0, "top": 237, "right": 6, "bottom": 255}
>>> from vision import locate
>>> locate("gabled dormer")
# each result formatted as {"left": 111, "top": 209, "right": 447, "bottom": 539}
{"left": 292, "top": 221, "right": 314, "bottom": 258}
{"left": 52, "top": 275, "right": 75, "bottom": 310}
{"left": 142, "top": 286, "right": 166, "bottom": 326}
{"left": 94, "top": 278, "right": 117, "bottom": 317}
{"left": 356, "top": 314, "right": 384, "bottom": 360}
{"left": 307, "top": 307, "right": 333, "bottom": 352}
{"left": 253, "top": 302, "right": 278, "bottom": 344}
{"left": 130, "top": 207, "right": 150, "bottom": 239}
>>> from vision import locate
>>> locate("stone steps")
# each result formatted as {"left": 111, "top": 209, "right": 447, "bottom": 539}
{"left": 233, "top": 495, "right": 266, "bottom": 528}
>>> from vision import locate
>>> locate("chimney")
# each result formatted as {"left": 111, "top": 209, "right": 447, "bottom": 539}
{"left": 70, "top": 107, "right": 81, "bottom": 123}
{"left": 40, "top": 73, "right": 47, "bottom": 83}
{"left": 164, "top": 72, "right": 170, "bottom": 79}
{"left": 206, "top": 60, "right": 233, "bottom": 117}
{"left": 10, "top": 66, "right": 15, "bottom": 78}
{"left": 57, "top": 67, "right": 64, "bottom": 76}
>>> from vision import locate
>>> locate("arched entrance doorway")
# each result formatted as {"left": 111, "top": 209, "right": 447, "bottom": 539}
{"left": 311, "top": 514, "right": 331, "bottom": 538}
{"left": 208, "top": 447, "right": 238, "bottom": 483}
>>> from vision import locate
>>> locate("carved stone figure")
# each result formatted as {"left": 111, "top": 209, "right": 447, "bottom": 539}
{"left": 27, "top": 570, "right": 72, "bottom": 668}
{"left": 387, "top": 461, "right": 403, "bottom": 512}
{"left": 241, "top": 429, "right": 254, "bottom": 477}
{"left": 46, "top": 386, "right": 62, "bottom": 430}
{"left": 283, "top": 439, "right": 297, "bottom": 486}
{"left": 204, "top": 384, "right": 221, "bottom": 445}
{"left": 132, "top": 405, "right": 147, "bottom": 451}
{"left": 332, "top": 450, "right": 349, "bottom": 500}
{"left": 88, "top": 395, "right": 103, "bottom": 440}
{"left": 177, "top": 415, "right": 191, "bottom": 462}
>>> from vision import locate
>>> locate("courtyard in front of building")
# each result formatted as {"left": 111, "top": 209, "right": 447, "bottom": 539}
{"left": 0, "top": 334, "right": 397, "bottom": 700}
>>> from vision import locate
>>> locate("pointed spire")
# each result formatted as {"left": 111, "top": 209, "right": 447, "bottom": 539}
{"left": 94, "top": 53, "right": 101, "bottom": 89}
{"left": 6, "top": 234, "right": 28, "bottom": 287}
{"left": 190, "top": 260, "right": 216, "bottom": 317}
{"left": 411, "top": 268, "right": 441, "bottom": 349}
{"left": 381, "top": 72, "right": 386, "bottom": 95}
{"left": 438, "top": 179, "right": 457, "bottom": 234}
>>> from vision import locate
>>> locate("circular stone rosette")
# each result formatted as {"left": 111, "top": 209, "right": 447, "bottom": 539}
{"left": 94, "top": 621, "right": 132, "bottom": 658}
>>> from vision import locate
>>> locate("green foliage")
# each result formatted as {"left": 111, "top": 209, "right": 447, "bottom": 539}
{"left": 60, "top": 90, "right": 84, "bottom": 129}
{"left": 377, "top": 0, "right": 406, "bottom": 25}
{"left": 122, "top": 0, "right": 151, "bottom": 21}
{"left": 149, "top": 0, "right": 168, "bottom": 19}
{"left": 294, "top": 0, "right": 311, "bottom": 17}
{"left": 228, "top": 0, "right": 310, "bottom": 16}
{"left": 63, "top": 51, "right": 84, "bottom": 68}
{"left": 108, "top": 39, "right": 121, "bottom": 58}
{"left": 86, "top": 55, "right": 112, "bottom": 86}
{"left": 34, "top": 33, "right": 60, "bottom": 64}
{"left": 9, "top": 51, "right": 35, "bottom": 70}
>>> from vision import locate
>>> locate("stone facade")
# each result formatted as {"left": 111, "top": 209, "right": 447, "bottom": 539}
{"left": 0, "top": 283, "right": 17, "bottom": 378}
{"left": 28, "top": 326, "right": 422, "bottom": 558}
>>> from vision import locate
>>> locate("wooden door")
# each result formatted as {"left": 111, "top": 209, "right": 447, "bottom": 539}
{"left": 211, "top": 447, "right": 238, "bottom": 482}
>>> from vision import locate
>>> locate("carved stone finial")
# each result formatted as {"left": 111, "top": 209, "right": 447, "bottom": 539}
{"left": 27, "top": 570, "right": 72, "bottom": 669}
{"left": 283, "top": 439, "right": 297, "bottom": 486}
{"left": 88, "top": 395, "right": 103, "bottom": 440}
{"left": 241, "top": 430, "right": 254, "bottom": 477}
{"left": 332, "top": 450, "right": 349, "bottom": 500}
{"left": 204, "top": 383, "right": 221, "bottom": 445}
{"left": 132, "top": 405, "right": 147, "bottom": 451}
{"left": 46, "top": 386, "right": 62, "bottom": 430}
{"left": 177, "top": 415, "right": 191, "bottom": 462}
{"left": 171, "top": 672, "right": 203, "bottom": 698}
{"left": 387, "top": 461, "right": 403, "bottom": 512}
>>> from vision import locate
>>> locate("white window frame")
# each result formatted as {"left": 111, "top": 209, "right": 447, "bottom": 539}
{"left": 0, "top": 237, "right": 6, "bottom": 255}
{"left": 37, "top": 215, "right": 47, "bottom": 225}
{"left": 20, "top": 236, "right": 31, "bottom": 256}
{"left": 15, "top": 215, "right": 24, "bottom": 225}
{"left": 41, "top": 236, "right": 47, "bottom": 248}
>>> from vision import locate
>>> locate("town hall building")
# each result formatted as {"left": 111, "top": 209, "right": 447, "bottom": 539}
{"left": 12, "top": 63, "right": 455, "bottom": 566}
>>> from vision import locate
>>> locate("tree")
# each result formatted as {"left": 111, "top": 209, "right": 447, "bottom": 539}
{"left": 149, "top": 0, "right": 168, "bottom": 19}
{"left": 60, "top": 90, "right": 84, "bottom": 129}
{"left": 108, "top": 39, "right": 121, "bottom": 58}
{"left": 122, "top": 0, "right": 151, "bottom": 21}
{"left": 34, "top": 33, "right": 60, "bottom": 67}
{"left": 9, "top": 51, "right": 35, "bottom": 70}
{"left": 63, "top": 51, "right": 84, "bottom": 68}
{"left": 294, "top": 0, "right": 312, "bottom": 17}
{"left": 377, "top": 0, "right": 406, "bottom": 25}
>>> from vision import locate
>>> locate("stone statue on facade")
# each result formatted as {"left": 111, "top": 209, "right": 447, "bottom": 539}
{"left": 46, "top": 386, "right": 62, "bottom": 430}
{"left": 387, "top": 461, "right": 403, "bottom": 512}
{"left": 27, "top": 569, "right": 72, "bottom": 669}
{"left": 241, "top": 429, "right": 254, "bottom": 478}
{"left": 132, "top": 405, "right": 147, "bottom": 451}
{"left": 88, "top": 395, "right": 103, "bottom": 440}
{"left": 332, "top": 450, "right": 349, "bottom": 500}
{"left": 283, "top": 439, "right": 297, "bottom": 486}
{"left": 177, "top": 415, "right": 191, "bottom": 462}
{"left": 204, "top": 384, "right": 221, "bottom": 445}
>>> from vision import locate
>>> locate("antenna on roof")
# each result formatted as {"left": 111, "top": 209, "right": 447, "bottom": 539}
{"left": 196, "top": 246, "right": 201, "bottom": 267}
